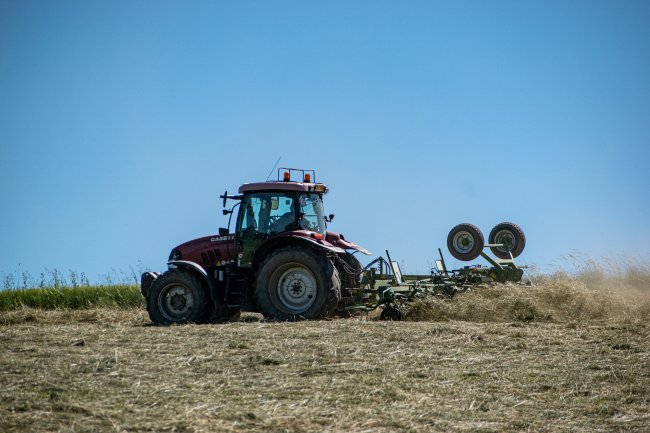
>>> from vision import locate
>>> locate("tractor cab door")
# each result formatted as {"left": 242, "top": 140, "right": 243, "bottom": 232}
{"left": 235, "top": 192, "right": 297, "bottom": 267}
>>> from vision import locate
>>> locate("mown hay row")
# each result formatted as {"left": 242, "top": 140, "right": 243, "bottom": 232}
{"left": 406, "top": 272, "right": 650, "bottom": 323}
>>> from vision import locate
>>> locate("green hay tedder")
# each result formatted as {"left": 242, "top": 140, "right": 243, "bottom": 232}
{"left": 346, "top": 221, "right": 528, "bottom": 320}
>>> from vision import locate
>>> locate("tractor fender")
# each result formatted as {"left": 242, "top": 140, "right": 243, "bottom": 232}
{"left": 284, "top": 234, "right": 346, "bottom": 254}
{"left": 342, "top": 242, "right": 371, "bottom": 256}
{"left": 140, "top": 271, "right": 161, "bottom": 297}
{"left": 252, "top": 235, "right": 345, "bottom": 268}
{"left": 166, "top": 260, "right": 217, "bottom": 298}
{"left": 325, "top": 231, "right": 372, "bottom": 256}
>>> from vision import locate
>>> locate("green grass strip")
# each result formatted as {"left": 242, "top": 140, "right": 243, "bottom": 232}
{"left": 0, "top": 285, "right": 143, "bottom": 311}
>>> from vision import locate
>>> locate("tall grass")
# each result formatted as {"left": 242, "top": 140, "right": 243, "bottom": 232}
{"left": 0, "top": 285, "right": 143, "bottom": 311}
{"left": 0, "top": 265, "right": 145, "bottom": 311}
{"left": 1, "top": 265, "right": 145, "bottom": 290}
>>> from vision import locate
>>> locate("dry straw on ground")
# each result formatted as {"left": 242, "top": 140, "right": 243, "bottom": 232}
{"left": 408, "top": 259, "right": 650, "bottom": 323}
{"left": 1, "top": 266, "right": 649, "bottom": 433}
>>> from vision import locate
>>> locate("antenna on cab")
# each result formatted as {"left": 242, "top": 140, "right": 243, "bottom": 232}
{"left": 265, "top": 156, "right": 282, "bottom": 181}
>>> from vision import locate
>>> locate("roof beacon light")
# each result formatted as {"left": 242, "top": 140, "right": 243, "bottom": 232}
{"left": 304, "top": 173, "right": 311, "bottom": 183}
{"left": 283, "top": 171, "right": 290, "bottom": 182}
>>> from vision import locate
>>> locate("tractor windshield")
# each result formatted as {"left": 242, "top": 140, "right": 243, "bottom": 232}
{"left": 298, "top": 193, "right": 326, "bottom": 236}
{"left": 237, "top": 192, "right": 327, "bottom": 236}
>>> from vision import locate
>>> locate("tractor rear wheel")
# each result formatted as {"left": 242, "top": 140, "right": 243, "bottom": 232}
{"left": 146, "top": 269, "right": 209, "bottom": 325}
{"left": 447, "top": 223, "right": 484, "bottom": 261}
{"left": 255, "top": 247, "right": 340, "bottom": 321}
{"left": 488, "top": 222, "right": 526, "bottom": 259}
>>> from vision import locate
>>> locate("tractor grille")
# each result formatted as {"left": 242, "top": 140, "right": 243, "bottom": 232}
{"left": 201, "top": 249, "right": 224, "bottom": 267}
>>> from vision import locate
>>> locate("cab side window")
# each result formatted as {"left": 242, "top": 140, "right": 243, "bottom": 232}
{"left": 240, "top": 196, "right": 262, "bottom": 231}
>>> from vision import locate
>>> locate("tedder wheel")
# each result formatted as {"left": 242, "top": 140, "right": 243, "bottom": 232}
{"left": 146, "top": 269, "right": 209, "bottom": 325}
{"left": 488, "top": 222, "right": 526, "bottom": 259}
{"left": 447, "top": 223, "right": 485, "bottom": 261}
{"left": 380, "top": 306, "right": 402, "bottom": 321}
{"left": 255, "top": 247, "right": 341, "bottom": 321}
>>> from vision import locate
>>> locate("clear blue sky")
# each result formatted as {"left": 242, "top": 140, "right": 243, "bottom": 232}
{"left": 1, "top": 0, "right": 649, "bottom": 284}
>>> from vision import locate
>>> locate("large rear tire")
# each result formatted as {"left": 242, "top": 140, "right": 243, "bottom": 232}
{"left": 146, "top": 269, "right": 209, "bottom": 325}
{"left": 255, "top": 247, "right": 340, "bottom": 321}
{"left": 488, "top": 222, "right": 526, "bottom": 259}
{"left": 338, "top": 252, "right": 363, "bottom": 290}
{"left": 447, "top": 223, "right": 484, "bottom": 261}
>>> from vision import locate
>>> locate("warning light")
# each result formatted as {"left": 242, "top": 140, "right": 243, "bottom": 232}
{"left": 283, "top": 171, "right": 290, "bottom": 182}
{"left": 311, "top": 233, "right": 324, "bottom": 240}
{"left": 304, "top": 173, "right": 311, "bottom": 183}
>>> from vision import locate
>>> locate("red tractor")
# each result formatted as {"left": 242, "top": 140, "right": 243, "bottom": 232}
{"left": 141, "top": 168, "right": 370, "bottom": 325}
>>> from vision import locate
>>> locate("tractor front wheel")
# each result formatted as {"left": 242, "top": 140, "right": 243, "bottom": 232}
{"left": 255, "top": 247, "right": 340, "bottom": 321}
{"left": 146, "top": 269, "right": 209, "bottom": 325}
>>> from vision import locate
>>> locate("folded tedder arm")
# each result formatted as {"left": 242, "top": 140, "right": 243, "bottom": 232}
{"left": 346, "top": 222, "right": 528, "bottom": 320}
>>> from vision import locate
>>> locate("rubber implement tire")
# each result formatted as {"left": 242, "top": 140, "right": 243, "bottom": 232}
{"left": 488, "top": 222, "right": 526, "bottom": 259}
{"left": 146, "top": 269, "right": 209, "bottom": 325}
{"left": 255, "top": 247, "right": 340, "bottom": 321}
{"left": 447, "top": 223, "right": 485, "bottom": 261}
{"left": 380, "top": 306, "right": 402, "bottom": 321}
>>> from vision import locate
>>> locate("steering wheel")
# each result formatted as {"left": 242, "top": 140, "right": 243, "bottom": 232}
{"left": 270, "top": 212, "right": 293, "bottom": 233}
{"left": 300, "top": 218, "right": 318, "bottom": 232}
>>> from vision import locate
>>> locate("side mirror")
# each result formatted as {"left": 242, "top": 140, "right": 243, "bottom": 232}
{"left": 219, "top": 227, "right": 229, "bottom": 236}
{"left": 220, "top": 190, "right": 228, "bottom": 208}
{"left": 326, "top": 214, "right": 335, "bottom": 222}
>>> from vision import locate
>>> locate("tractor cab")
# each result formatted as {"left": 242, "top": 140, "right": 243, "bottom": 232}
{"left": 233, "top": 169, "right": 331, "bottom": 267}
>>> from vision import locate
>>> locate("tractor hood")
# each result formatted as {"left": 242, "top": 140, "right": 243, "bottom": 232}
{"left": 168, "top": 234, "right": 235, "bottom": 268}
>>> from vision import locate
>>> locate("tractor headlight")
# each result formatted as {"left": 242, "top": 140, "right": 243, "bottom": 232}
{"left": 168, "top": 249, "right": 182, "bottom": 261}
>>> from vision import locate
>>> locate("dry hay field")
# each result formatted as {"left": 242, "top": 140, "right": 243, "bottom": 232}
{"left": 1, "top": 270, "right": 649, "bottom": 432}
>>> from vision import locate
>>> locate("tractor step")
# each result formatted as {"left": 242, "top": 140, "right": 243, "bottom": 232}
{"left": 224, "top": 272, "right": 247, "bottom": 308}
{"left": 225, "top": 289, "right": 243, "bottom": 307}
